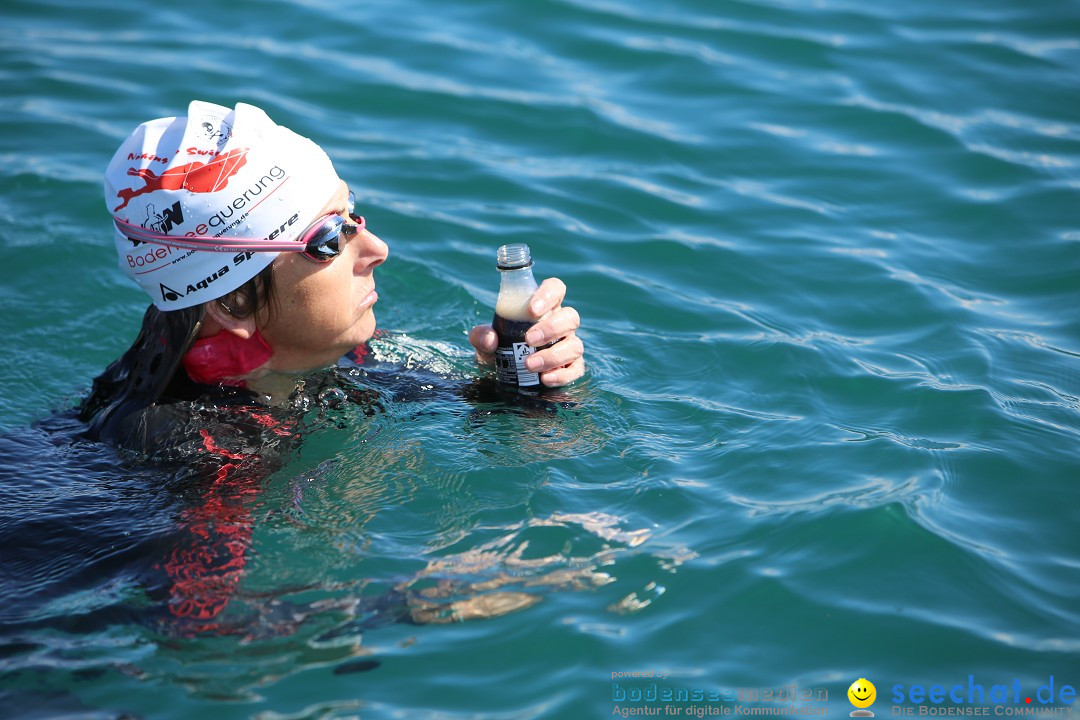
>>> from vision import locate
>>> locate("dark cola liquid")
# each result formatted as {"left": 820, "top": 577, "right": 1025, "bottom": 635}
{"left": 493, "top": 313, "right": 543, "bottom": 389}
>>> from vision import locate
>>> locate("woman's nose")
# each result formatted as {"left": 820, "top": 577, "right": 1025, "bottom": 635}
{"left": 354, "top": 227, "right": 388, "bottom": 273}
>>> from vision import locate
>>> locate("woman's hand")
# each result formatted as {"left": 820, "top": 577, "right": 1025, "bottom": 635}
{"left": 468, "top": 277, "right": 585, "bottom": 387}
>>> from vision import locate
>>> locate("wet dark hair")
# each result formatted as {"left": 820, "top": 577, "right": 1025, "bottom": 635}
{"left": 78, "top": 303, "right": 203, "bottom": 440}
{"left": 79, "top": 263, "right": 278, "bottom": 441}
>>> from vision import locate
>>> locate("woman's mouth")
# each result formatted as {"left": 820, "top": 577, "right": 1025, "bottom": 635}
{"left": 358, "top": 288, "right": 378, "bottom": 310}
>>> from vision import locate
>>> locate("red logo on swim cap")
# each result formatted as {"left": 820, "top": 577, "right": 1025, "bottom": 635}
{"left": 113, "top": 147, "right": 250, "bottom": 211}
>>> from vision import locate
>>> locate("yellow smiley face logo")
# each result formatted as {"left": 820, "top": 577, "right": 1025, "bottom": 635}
{"left": 848, "top": 679, "right": 876, "bottom": 708}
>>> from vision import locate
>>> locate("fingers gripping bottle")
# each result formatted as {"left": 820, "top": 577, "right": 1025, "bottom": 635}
{"left": 493, "top": 243, "right": 545, "bottom": 390}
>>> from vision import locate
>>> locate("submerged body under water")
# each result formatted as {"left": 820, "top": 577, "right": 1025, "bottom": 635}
{"left": 0, "top": 339, "right": 604, "bottom": 666}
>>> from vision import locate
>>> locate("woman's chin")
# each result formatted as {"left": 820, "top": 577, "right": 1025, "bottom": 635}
{"left": 352, "top": 310, "right": 377, "bottom": 345}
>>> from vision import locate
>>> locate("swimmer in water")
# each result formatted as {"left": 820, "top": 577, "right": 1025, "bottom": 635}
{"left": 82, "top": 100, "right": 585, "bottom": 450}
{"left": 76, "top": 101, "right": 586, "bottom": 632}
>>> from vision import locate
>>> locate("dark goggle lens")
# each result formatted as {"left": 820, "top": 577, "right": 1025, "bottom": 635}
{"left": 301, "top": 193, "right": 363, "bottom": 262}
{"left": 304, "top": 219, "right": 343, "bottom": 260}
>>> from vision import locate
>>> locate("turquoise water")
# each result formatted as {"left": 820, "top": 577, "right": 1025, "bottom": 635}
{"left": 2, "top": 0, "right": 1079, "bottom": 717}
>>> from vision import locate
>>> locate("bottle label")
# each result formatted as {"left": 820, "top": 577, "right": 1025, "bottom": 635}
{"left": 495, "top": 343, "right": 540, "bottom": 387}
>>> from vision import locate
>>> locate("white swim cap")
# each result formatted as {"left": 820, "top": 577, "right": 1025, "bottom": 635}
{"left": 105, "top": 100, "right": 340, "bottom": 310}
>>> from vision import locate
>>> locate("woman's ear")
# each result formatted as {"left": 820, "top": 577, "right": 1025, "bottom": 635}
{"left": 203, "top": 299, "right": 258, "bottom": 339}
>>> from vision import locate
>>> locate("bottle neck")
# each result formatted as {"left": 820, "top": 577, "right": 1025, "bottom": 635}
{"left": 495, "top": 266, "right": 539, "bottom": 321}
{"left": 499, "top": 265, "right": 537, "bottom": 283}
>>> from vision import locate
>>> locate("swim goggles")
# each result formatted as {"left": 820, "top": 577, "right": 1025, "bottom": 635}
{"left": 113, "top": 190, "right": 365, "bottom": 263}
{"left": 296, "top": 191, "right": 363, "bottom": 263}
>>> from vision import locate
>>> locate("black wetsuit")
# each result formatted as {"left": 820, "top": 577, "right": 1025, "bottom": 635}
{"left": 71, "top": 343, "right": 393, "bottom": 633}
{"left": 5, "top": 331, "right": 558, "bottom": 638}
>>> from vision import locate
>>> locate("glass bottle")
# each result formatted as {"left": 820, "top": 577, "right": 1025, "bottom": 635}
{"left": 493, "top": 243, "right": 544, "bottom": 390}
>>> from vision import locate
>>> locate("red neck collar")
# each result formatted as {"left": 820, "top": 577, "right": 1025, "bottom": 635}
{"left": 182, "top": 329, "right": 273, "bottom": 386}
